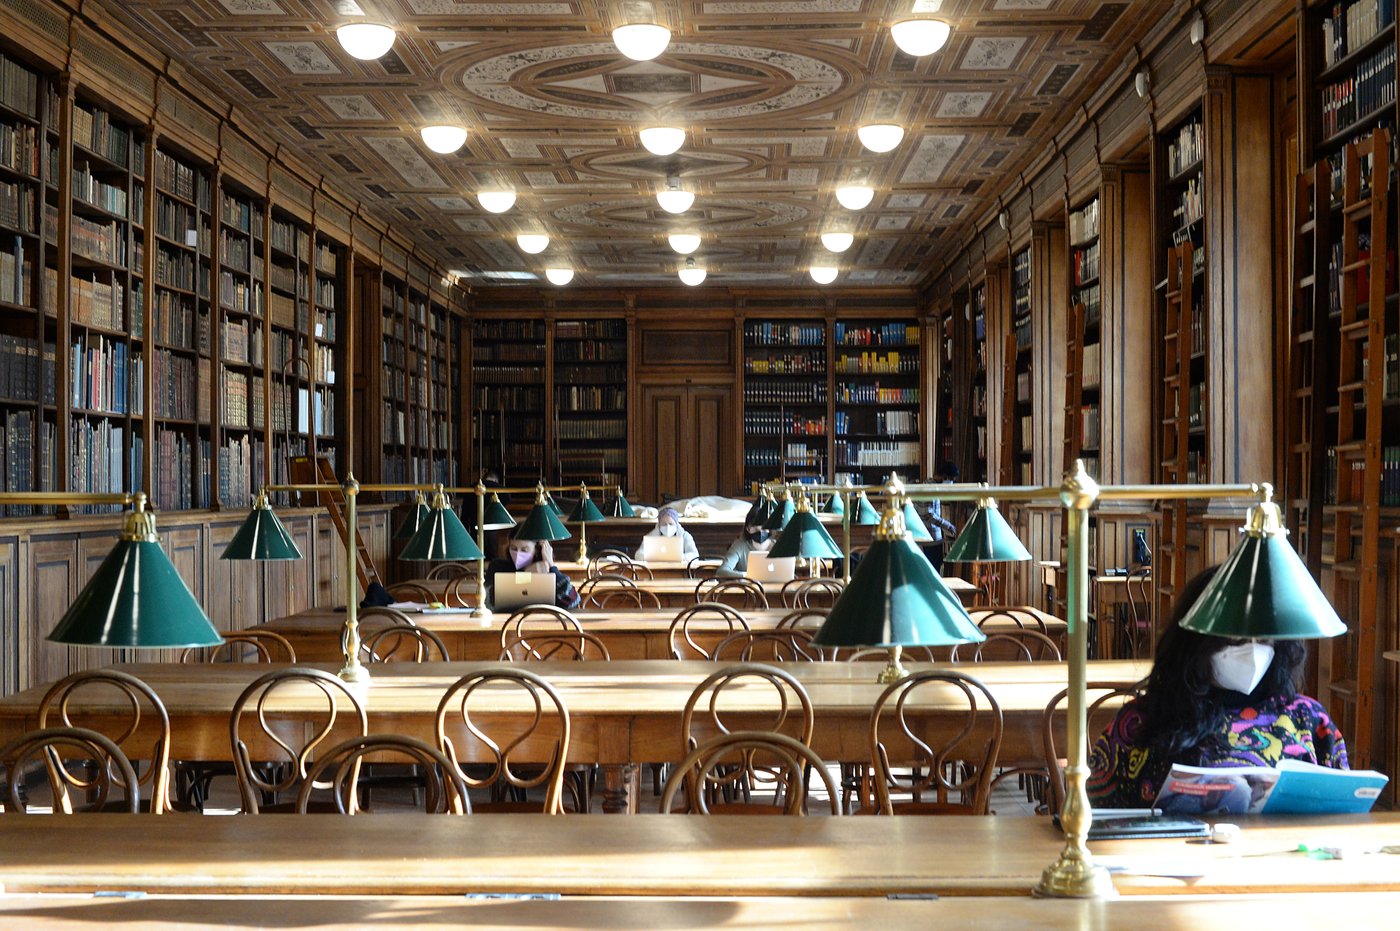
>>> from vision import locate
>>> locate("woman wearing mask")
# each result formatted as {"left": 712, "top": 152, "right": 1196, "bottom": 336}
{"left": 1088, "top": 566, "right": 1348, "bottom": 808}
{"left": 484, "top": 537, "right": 580, "bottom": 610}
{"left": 638, "top": 506, "right": 699, "bottom": 562}
{"left": 716, "top": 521, "right": 775, "bottom": 578}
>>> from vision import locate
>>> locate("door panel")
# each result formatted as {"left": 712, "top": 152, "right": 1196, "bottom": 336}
{"left": 691, "top": 388, "right": 733, "bottom": 498}
{"left": 639, "top": 384, "right": 734, "bottom": 501}
{"left": 641, "top": 387, "right": 685, "bottom": 503}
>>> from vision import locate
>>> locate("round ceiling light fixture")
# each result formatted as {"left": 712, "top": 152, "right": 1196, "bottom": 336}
{"left": 858, "top": 123, "right": 905, "bottom": 153}
{"left": 613, "top": 23, "right": 671, "bottom": 61}
{"left": 890, "top": 19, "right": 952, "bottom": 57}
{"left": 640, "top": 126, "right": 686, "bottom": 156}
{"left": 820, "top": 231, "right": 854, "bottom": 253}
{"left": 809, "top": 266, "right": 839, "bottom": 285}
{"left": 516, "top": 233, "right": 550, "bottom": 254}
{"left": 420, "top": 125, "right": 468, "bottom": 154}
{"left": 835, "top": 184, "right": 875, "bottom": 210}
{"left": 336, "top": 23, "right": 396, "bottom": 60}
{"left": 545, "top": 267, "right": 575, "bottom": 286}
{"left": 678, "top": 257, "right": 707, "bottom": 286}
{"left": 477, "top": 189, "right": 517, "bottom": 214}
{"left": 657, "top": 174, "right": 694, "bottom": 214}
{"left": 668, "top": 232, "right": 701, "bottom": 255}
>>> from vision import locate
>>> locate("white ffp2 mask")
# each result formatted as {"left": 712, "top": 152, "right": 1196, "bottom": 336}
{"left": 1210, "top": 641, "right": 1275, "bottom": 695}
{"left": 659, "top": 524, "right": 676, "bottom": 537}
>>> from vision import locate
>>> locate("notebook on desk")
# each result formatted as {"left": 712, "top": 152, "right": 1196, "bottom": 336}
{"left": 745, "top": 556, "right": 796, "bottom": 584}
{"left": 639, "top": 535, "right": 684, "bottom": 564}
{"left": 492, "top": 572, "right": 557, "bottom": 610}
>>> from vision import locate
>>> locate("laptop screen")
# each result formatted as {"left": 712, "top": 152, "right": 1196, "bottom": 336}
{"left": 640, "top": 535, "right": 684, "bottom": 563}
{"left": 745, "top": 556, "right": 796, "bottom": 583}
{"left": 492, "top": 571, "right": 558, "bottom": 610}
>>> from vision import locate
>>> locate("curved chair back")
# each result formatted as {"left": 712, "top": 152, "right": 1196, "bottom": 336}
{"left": 968, "top": 606, "right": 1051, "bottom": 635}
{"left": 37, "top": 669, "right": 172, "bottom": 813}
{"left": 296, "top": 735, "right": 469, "bottom": 814}
{"left": 682, "top": 663, "right": 814, "bottom": 751}
{"left": 361, "top": 624, "right": 451, "bottom": 663}
{"left": 843, "top": 645, "right": 938, "bottom": 663}
{"left": 444, "top": 572, "right": 478, "bottom": 609}
{"left": 660, "top": 731, "right": 840, "bottom": 815}
{"left": 774, "top": 608, "right": 829, "bottom": 631}
{"left": 781, "top": 577, "right": 844, "bottom": 609}
{"left": 182, "top": 630, "right": 298, "bottom": 664}
{"left": 1, "top": 726, "right": 140, "bottom": 814}
{"left": 868, "top": 669, "right": 1004, "bottom": 815}
{"left": 577, "top": 574, "right": 652, "bottom": 609}
{"left": 668, "top": 602, "right": 750, "bottom": 660}
{"left": 687, "top": 557, "right": 722, "bottom": 579}
{"left": 694, "top": 577, "right": 769, "bottom": 609}
{"left": 498, "top": 605, "right": 584, "bottom": 651}
{"left": 500, "top": 630, "right": 612, "bottom": 662}
{"left": 229, "top": 667, "right": 369, "bottom": 814}
{"left": 951, "top": 629, "right": 1062, "bottom": 663}
{"left": 425, "top": 561, "right": 473, "bottom": 581}
{"left": 592, "top": 586, "right": 662, "bottom": 609}
{"left": 1122, "top": 565, "right": 1154, "bottom": 658}
{"left": 587, "top": 549, "right": 639, "bottom": 579}
{"left": 435, "top": 667, "right": 572, "bottom": 814}
{"left": 712, "top": 628, "right": 825, "bottom": 663}
{"left": 1042, "top": 682, "right": 1138, "bottom": 814}
{"left": 386, "top": 581, "right": 437, "bottom": 603}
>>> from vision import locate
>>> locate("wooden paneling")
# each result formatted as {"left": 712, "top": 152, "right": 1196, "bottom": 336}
{"left": 641, "top": 388, "right": 685, "bottom": 503}
{"left": 640, "top": 328, "right": 733, "bottom": 369}
{"left": 27, "top": 538, "right": 78, "bottom": 689}
{"left": 207, "top": 521, "right": 263, "bottom": 633}
{"left": 0, "top": 538, "right": 17, "bottom": 695}
{"left": 637, "top": 385, "right": 736, "bottom": 501}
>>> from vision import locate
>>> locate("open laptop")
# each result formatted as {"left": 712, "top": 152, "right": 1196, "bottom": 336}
{"left": 639, "top": 534, "right": 684, "bottom": 564}
{"left": 745, "top": 555, "right": 797, "bottom": 584}
{"left": 492, "top": 572, "right": 558, "bottom": 610}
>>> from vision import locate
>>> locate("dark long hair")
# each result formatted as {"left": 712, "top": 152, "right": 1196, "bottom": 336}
{"left": 1135, "top": 566, "right": 1307, "bottom": 762}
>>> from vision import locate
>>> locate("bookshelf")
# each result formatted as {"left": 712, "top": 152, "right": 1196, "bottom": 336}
{"left": 1009, "top": 246, "right": 1033, "bottom": 484}
{"left": 266, "top": 208, "right": 311, "bottom": 500}
{"left": 216, "top": 181, "right": 264, "bottom": 509}
{"left": 1157, "top": 241, "right": 1195, "bottom": 627}
{"left": 833, "top": 319, "right": 921, "bottom": 485}
{"left": 741, "top": 318, "right": 828, "bottom": 487}
{"left": 1067, "top": 197, "right": 1101, "bottom": 478}
{"left": 554, "top": 318, "right": 628, "bottom": 487}
{"left": 311, "top": 231, "right": 343, "bottom": 477}
{"left": 948, "top": 283, "right": 989, "bottom": 482}
{"left": 473, "top": 318, "right": 546, "bottom": 484}
{"left": 424, "top": 297, "right": 452, "bottom": 487}
{"left": 937, "top": 302, "right": 957, "bottom": 473}
{"left": 406, "top": 288, "right": 430, "bottom": 483}
{"left": 377, "top": 274, "right": 409, "bottom": 484}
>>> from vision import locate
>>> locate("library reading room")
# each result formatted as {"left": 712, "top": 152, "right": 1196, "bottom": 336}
{"left": 1, "top": 0, "right": 1400, "bottom": 926}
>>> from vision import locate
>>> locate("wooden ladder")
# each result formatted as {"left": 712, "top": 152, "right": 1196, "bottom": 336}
{"left": 1157, "top": 241, "right": 1194, "bottom": 629}
{"left": 288, "top": 454, "right": 380, "bottom": 593}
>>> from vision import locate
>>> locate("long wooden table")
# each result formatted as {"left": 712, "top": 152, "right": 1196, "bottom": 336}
{"left": 0, "top": 659, "right": 1140, "bottom": 812}
{"left": 0, "top": 813, "right": 1397, "bottom": 897}
{"left": 258, "top": 605, "right": 1065, "bottom": 662}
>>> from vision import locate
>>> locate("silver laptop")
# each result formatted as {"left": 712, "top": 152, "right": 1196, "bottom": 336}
{"left": 745, "top": 555, "right": 797, "bottom": 584}
{"left": 640, "top": 534, "right": 684, "bottom": 563}
{"left": 492, "top": 571, "right": 558, "bottom": 610}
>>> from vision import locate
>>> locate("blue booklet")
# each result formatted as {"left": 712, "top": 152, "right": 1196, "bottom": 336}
{"left": 1154, "top": 759, "right": 1388, "bottom": 815}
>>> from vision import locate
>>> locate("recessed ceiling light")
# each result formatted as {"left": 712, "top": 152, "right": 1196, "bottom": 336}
{"left": 640, "top": 126, "right": 685, "bottom": 156}
{"left": 668, "top": 232, "right": 701, "bottom": 254}
{"left": 858, "top": 123, "right": 905, "bottom": 153}
{"left": 420, "top": 125, "right": 467, "bottom": 154}
{"left": 890, "top": 19, "right": 952, "bottom": 57}
{"left": 477, "top": 189, "right": 516, "bottom": 214}
{"left": 678, "top": 257, "right": 706, "bottom": 286}
{"left": 835, "top": 185, "right": 875, "bottom": 210}
{"left": 545, "top": 267, "right": 575, "bottom": 286}
{"left": 335, "top": 23, "right": 396, "bottom": 60}
{"left": 516, "top": 233, "right": 550, "bottom": 254}
{"left": 657, "top": 174, "right": 694, "bottom": 214}
{"left": 809, "top": 266, "right": 839, "bottom": 284}
{"left": 821, "top": 231, "right": 854, "bottom": 253}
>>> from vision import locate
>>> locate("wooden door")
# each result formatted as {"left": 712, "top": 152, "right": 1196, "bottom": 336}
{"left": 638, "top": 385, "right": 734, "bottom": 501}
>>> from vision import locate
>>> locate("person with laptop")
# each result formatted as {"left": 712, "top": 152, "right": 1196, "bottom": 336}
{"left": 638, "top": 507, "right": 699, "bottom": 563}
{"left": 483, "top": 538, "right": 581, "bottom": 610}
{"left": 716, "top": 520, "right": 776, "bottom": 578}
{"left": 1087, "top": 566, "right": 1348, "bottom": 809}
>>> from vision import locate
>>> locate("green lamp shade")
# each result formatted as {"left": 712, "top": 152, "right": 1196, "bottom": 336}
{"left": 852, "top": 492, "right": 880, "bottom": 526}
{"left": 50, "top": 540, "right": 224, "bottom": 648}
{"left": 764, "top": 496, "right": 795, "bottom": 531}
{"left": 945, "top": 503, "right": 1032, "bottom": 563}
{"left": 545, "top": 492, "right": 563, "bottom": 516}
{"left": 481, "top": 494, "right": 517, "bottom": 530}
{"left": 221, "top": 504, "right": 302, "bottom": 561}
{"left": 769, "top": 509, "right": 844, "bottom": 560}
{"left": 608, "top": 493, "right": 636, "bottom": 518}
{"left": 822, "top": 492, "right": 845, "bottom": 516}
{"left": 1178, "top": 533, "right": 1346, "bottom": 640}
{"left": 746, "top": 494, "right": 774, "bottom": 526}
{"left": 812, "top": 536, "right": 984, "bottom": 649}
{"left": 569, "top": 495, "right": 606, "bottom": 523}
{"left": 399, "top": 501, "right": 485, "bottom": 561}
{"left": 515, "top": 502, "right": 572, "bottom": 542}
{"left": 392, "top": 497, "right": 432, "bottom": 541}
{"left": 901, "top": 500, "right": 933, "bottom": 542}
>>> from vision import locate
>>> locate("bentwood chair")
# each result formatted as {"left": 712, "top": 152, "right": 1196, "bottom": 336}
{"left": 694, "top": 577, "right": 769, "bottom": 609}
{"left": 182, "top": 630, "right": 298, "bottom": 664}
{"left": 435, "top": 667, "right": 572, "bottom": 814}
{"left": 660, "top": 731, "right": 840, "bottom": 816}
{"left": 781, "top": 577, "right": 844, "bottom": 609}
{"left": 425, "top": 561, "right": 473, "bottom": 581}
{"left": 500, "top": 630, "right": 612, "bottom": 662}
{"left": 1042, "top": 682, "right": 1138, "bottom": 815}
{"left": 668, "top": 602, "right": 750, "bottom": 660}
{"left": 951, "top": 629, "right": 1062, "bottom": 663}
{"left": 587, "top": 550, "right": 641, "bottom": 579}
{"left": 229, "top": 667, "right": 368, "bottom": 814}
{"left": 498, "top": 605, "right": 584, "bottom": 654}
{"left": 775, "top": 608, "right": 829, "bottom": 631}
{"left": 867, "top": 669, "right": 1004, "bottom": 816}
{"left": 712, "top": 628, "right": 825, "bottom": 663}
{"left": 386, "top": 581, "right": 437, "bottom": 604}
{"left": 0, "top": 726, "right": 141, "bottom": 814}
{"left": 37, "top": 669, "right": 173, "bottom": 813}
{"left": 687, "top": 557, "right": 723, "bottom": 579}
{"left": 296, "top": 735, "right": 469, "bottom": 815}
{"left": 361, "top": 624, "right": 451, "bottom": 663}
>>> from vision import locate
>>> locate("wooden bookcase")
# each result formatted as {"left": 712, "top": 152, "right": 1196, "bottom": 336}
{"left": 948, "top": 282, "right": 988, "bottom": 483}
{"left": 311, "top": 232, "right": 344, "bottom": 478}
{"left": 1066, "top": 196, "right": 1101, "bottom": 479}
{"left": 376, "top": 273, "right": 409, "bottom": 484}
{"left": 834, "top": 319, "right": 921, "bottom": 485}
{"left": 937, "top": 300, "right": 958, "bottom": 473}
{"left": 741, "top": 317, "right": 828, "bottom": 487}
{"left": 215, "top": 180, "right": 265, "bottom": 509}
{"left": 424, "top": 296, "right": 452, "bottom": 487}
{"left": 265, "top": 207, "right": 311, "bottom": 498}
{"left": 554, "top": 318, "right": 628, "bottom": 487}
{"left": 472, "top": 318, "right": 547, "bottom": 485}
{"left": 1008, "top": 246, "right": 1033, "bottom": 484}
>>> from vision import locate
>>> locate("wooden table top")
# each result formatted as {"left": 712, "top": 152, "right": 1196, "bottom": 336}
{"left": 407, "top": 573, "right": 978, "bottom": 596}
{"left": 0, "top": 813, "right": 1397, "bottom": 897}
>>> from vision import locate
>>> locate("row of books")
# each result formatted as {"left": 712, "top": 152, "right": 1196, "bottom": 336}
{"left": 1083, "top": 341, "right": 1101, "bottom": 390}
{"left": 1014, "top": 312, "right": 1032, "bottom": 350}
{"left": 219, "top": 272, "right": 264, "bottom": 316}
{"left": 473, "top": 385, "right": 545, "bottom": 410}
{"left": 555, "top": 364, "right": 625, "bottom": 383}
{"left": 315, "top": 278, "right": 336, "bottom": 309}
{"left": 555, "top": 340, "right": 625, "bottom": 363}
{"left": 315, "top": 242, "right": 337, "bottom": 276}
{"left": 1383, "top": 446, "right": 1400, "bottom": 505}
{"left": 217, "top": 434, "right": 255, "bottom": 509}
{"left": 475, "top": 320, "right": 543, "bottom": 340}
{"left": 44, "top": 267, "right": 127, "bottom": 331}
{"left": 1321, "top": 0, "right": 1395, "bottom": 69}
{"left": 834, "top": 441, "right": 920, "bottom": 468}
{"left": 1, "top": 412, "right": 56, "bottom": 505}
{"left": 1017, "top": 369, "right": 1032, "bottom": 404}
{"left": 152, "top": 427, "right": 210, "bottom": 511}
{"left": 1072, "top": 239, "right": 1100, "bottom": 285}
{"left": 1324, "top": 446, "right": 1400, "bottom": 504}
{"left": 315, "top": 309, "right": 336, "bottom": 342}
{"left": 0, "top": 120, "right": 39, "bottom": 178}
{"left": 312, "top": 342, "right": 334, "bottom": 382}
{"left": 152, "top": 290, "right": 206, "bottom": 351}
{"left": 0, "top": 178, "right": 33, "bottom": 235}
{"left": 834, "top": 322, "right": 919, "bottom": 346}
{"left": 1077, "top": 282, "right": 1103, "bottom": 330}
{"left": 746, "top": 322, "right": 824, "bottom": 346}
{"left": 835, "top": 351, "right": 916, "bottom": 374}
{"left": 221, "top": 371, "right": 258, "bottom": 429}
{"left": 1080, "top": 406, "right": 1101, "bottom": 451}
{"left": 1069, "top": 198, "right": 1099, "bottom": 245}
{"left": 470, "top": 364, "right": 543, "bottom": 386}
{"left": 70, "top": 334, "right": 137, "bottom": 415}
{"left": 73, "top": 163, "right": 128, "bottom": 218}
{"left": 1166, "top": 118, "right": 1204, "bottom": 178}
{"left": 269, "top": 218, "right": 310, "bottom": 258}
{"left": 472, "top": 342, "right": 546, "bottom": 363}
{"left": 150, "top": 349, "right": 208, "bottom": 421}
{"left": 48, "top": 205, "right": 127, "bottom": 266}
{"left": 836, "top": 384, "right": 919, "bottom": 405}
{"left": 1319, "top": 41, "right": 1396, "bottom": 139}
{"left": 745, "top": 351, "right": 825, "bottom": 374}
{"left": 0, "top": 239, "right": 31, "bottom": 305}
{"left": 744, "top": 411, "right": 827, "bottom": 437}
{"left": 556, "top": 385, "right": 626, "bottom": 412}
{"left": 744, "top": 380, "right": 827, "bottom": 404}
{"left": 556, "top": 320, "right": 624, "bottom": 340}
{"left": 154, "top": 150, "right": 209, "bottom": 208}
{"left": 269, "top": 261, "right": 308, "bottom": 298}
{"left": 220, "top": 193, "right": 262, "bottom": 236}
{"left": 743, "top": 446, "right": 821, "bottom": 469}
{"left": 0, "top": 52, "right": 39, "bottom": 119}
{"left": 1386, "top": 333, "right": 1399, "bottom": 396}
{"left": 269, "top": 291, "right": 299, "bottom": 331}
{"left": 154, "top": 243, "right": 198, "bottom": 292}
{"left": 72, "top": 102, "right": 131, "bottom": 169}
{"left": 1188, "top": 383, "right": 1205, "bottom": 428}
{"left": 1170, "top": 178, "right": 1204, "bottom": 242}
{"left": 0, "top": 334, "right": 54, "bottom": 402}
{"left": 68, "top": 418, "right": 132, "bottom": 496}
{"left": 556, "top": 419, "right": 626, "bottom": 440}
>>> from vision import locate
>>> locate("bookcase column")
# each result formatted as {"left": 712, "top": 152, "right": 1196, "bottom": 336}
{"left": 1098, "top": 164, "right": 1154, "bottom": 485}
{"left": 1031, "top": 221, "right": 1066, "bottom": 486}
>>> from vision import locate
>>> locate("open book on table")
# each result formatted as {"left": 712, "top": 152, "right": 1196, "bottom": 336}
{"left": 1153, "top": 759, "right": 1388, "bottom": 815}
